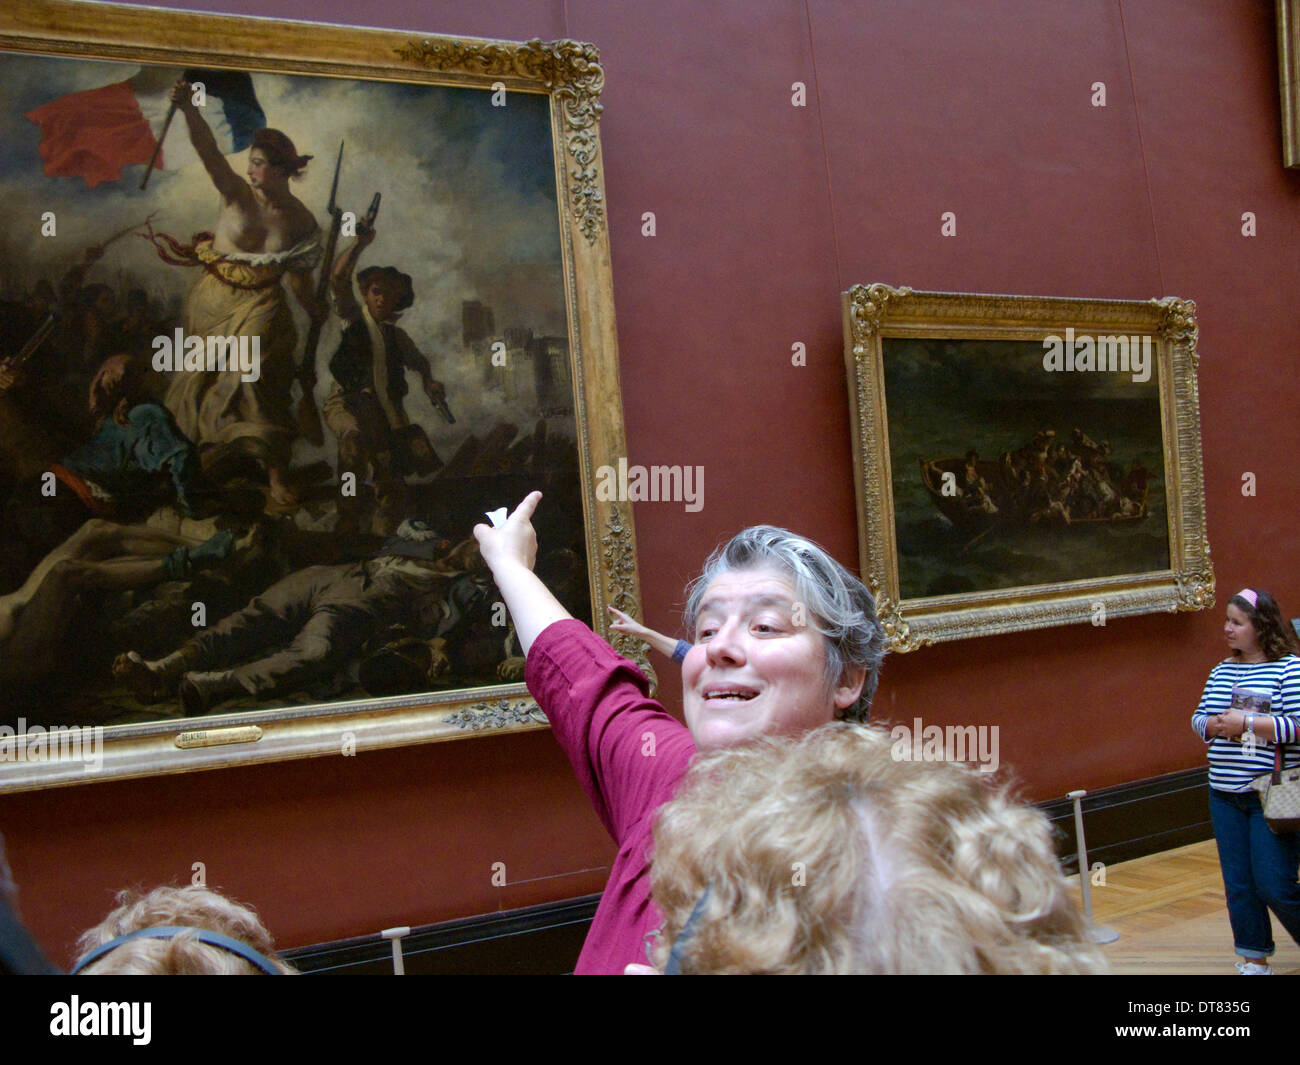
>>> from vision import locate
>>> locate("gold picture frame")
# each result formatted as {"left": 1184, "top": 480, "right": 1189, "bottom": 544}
{"left": 1278, "top": 0, "right": 1300, "bottom": 167}
{"left": 0, "top": 0, "right": 647, "bottom": 791}
{"left": 842, "top": 284, "right": 1214, "bottom": 652}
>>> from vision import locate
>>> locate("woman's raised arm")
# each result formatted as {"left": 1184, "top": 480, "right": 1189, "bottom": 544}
{"left": 473, "top": 491, "right": 572, "bottom": 655}
{"left": 170, "top": 80, "right": 246, "bottom": 203}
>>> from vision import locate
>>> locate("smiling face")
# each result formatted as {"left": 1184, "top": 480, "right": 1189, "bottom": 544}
{"left": 1225, "top": 603, "right": 1263, "bottom": 659}
{"left": 682, "top": 566, "right": 863, "bottom": 751}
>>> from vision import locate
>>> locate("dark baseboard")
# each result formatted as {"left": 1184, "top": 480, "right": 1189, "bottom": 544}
{"left": 286, "top": 766, "right": 1212, "bottom": 974}
{"left": 284, "top": 894, "right": 599, "bottom": 975}
{"left": 1042, "top": 765, "right": 1213, "bottom": 875}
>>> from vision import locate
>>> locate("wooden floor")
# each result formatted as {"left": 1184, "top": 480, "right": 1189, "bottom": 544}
{"left": 1071, "top": 839, "right": 1300, "bottom": 975}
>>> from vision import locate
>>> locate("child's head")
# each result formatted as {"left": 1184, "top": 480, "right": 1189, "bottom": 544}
{"left": 357, "top": 266, "right": 415, "bottom": 321}
{"left": 650, "top": 723, "right": 1106, "bottom": 974}
{"left": 73, "top": 884, "right": 295, "bottom": 975}
{"left": 1226, "top": 589, "right": 1297, "bottom": 661}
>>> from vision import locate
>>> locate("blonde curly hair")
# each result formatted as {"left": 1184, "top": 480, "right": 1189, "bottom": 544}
{"left": 74, "top": 885, "right": 295, "bottom": 975}
{"left": 649, "top": 723, "right": 1105, "bottom": 974}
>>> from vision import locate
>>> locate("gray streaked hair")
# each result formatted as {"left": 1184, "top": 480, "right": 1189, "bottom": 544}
{"left": 683, "top": 526, "right": 887, "bottom": 721}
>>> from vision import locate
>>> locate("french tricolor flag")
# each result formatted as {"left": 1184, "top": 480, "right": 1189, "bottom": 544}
{"left": 25, "top": 68, "right": 266, "bottom": 189}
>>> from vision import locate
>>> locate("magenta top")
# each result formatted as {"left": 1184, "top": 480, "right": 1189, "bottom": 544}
{"left": 525, "top": 619, "right": 697, "bottom": 975}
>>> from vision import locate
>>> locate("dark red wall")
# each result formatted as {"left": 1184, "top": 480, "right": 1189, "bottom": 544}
{"left": 6, "top": 0, "right": 1298, "bottom": 966}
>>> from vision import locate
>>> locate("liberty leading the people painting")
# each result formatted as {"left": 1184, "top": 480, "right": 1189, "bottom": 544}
{"left": 0, "top": 41, "right": 597, "bottom": 739}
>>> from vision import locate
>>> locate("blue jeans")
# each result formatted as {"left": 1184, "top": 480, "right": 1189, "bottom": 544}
{"left": 1209, "top": 788, "right": 1300, "bottom": 959}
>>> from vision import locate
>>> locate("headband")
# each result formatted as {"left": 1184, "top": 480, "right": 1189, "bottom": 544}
{"left": 663, "top": 883, "right": 713, "bottom": 975}
{"left": 70, "top": 925, "right": 283, "bottom": 975}
{"left": 1236, "top": 589, "right": 1259, "bottom": 609}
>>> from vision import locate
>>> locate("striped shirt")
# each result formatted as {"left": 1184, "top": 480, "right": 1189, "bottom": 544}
{"left": 1192, "top": 655, "right": 1300, "bottom": 792}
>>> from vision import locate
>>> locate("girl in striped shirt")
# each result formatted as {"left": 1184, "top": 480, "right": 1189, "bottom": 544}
{"left": 1192, "top": 588, "right": 1300, "bottom": 974}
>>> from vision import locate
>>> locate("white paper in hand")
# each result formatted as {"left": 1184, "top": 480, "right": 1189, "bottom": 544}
{"left": 486, "top": 507, "right": 508, "bottom": 529}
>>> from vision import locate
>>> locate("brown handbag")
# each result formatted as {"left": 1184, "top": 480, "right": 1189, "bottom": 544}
{"left": 1253, "top": 742, "right": 1300, "bottom": 834}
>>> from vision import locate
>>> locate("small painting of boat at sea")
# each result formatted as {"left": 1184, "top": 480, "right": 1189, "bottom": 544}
{"left": 841, "top": 284, "right": 1213, "bottom": 650}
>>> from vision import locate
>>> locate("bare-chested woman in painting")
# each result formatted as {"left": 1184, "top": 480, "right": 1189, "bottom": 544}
{"left": 150, "top": 79, "right": 322, "bottom": 507}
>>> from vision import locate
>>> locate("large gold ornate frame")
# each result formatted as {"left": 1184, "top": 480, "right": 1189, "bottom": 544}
{"left": 842, "top": 284, "right": 1214, "bottom": 652}
{"left": 0, "top": 0, "right": 647, "bottom": 792}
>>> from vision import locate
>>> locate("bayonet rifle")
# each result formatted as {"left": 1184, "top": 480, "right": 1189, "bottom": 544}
{"left": 296, "top": 140, "right": 345, "bottom": 446}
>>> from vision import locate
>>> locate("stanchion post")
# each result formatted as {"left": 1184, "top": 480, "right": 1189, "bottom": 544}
{"left": 381, "top": 926, "right": 411, "bottom": 975}
{"left": 1067, "top": 789, "right": 1119, "bottom": 945}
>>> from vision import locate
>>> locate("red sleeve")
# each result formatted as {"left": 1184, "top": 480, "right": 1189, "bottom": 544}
{"left": 525, "top": 619, "right": 695, "bottom": 844}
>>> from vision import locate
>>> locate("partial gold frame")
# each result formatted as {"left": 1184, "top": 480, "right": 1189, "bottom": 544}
{"left": 0, "top": 0, "right": 647, "bottom": 792}
{"left": 1278, "top": 0, "right": 1300, "bottom": 167}
{"left": 842, "top": 284, "right": 1214, "bottom": 652}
